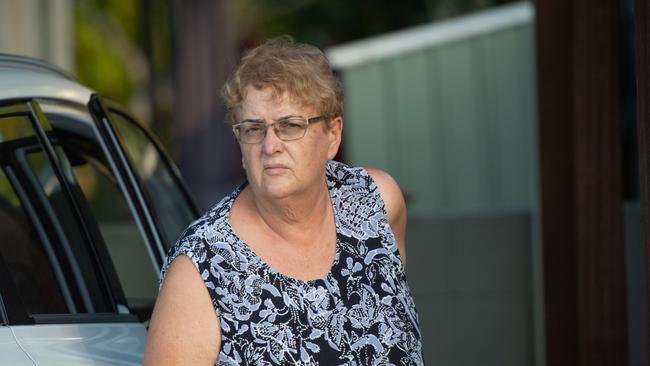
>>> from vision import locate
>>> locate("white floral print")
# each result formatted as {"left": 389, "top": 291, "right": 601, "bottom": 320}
{"left": 161, "top": 160, "right": 424, "bottom": 365}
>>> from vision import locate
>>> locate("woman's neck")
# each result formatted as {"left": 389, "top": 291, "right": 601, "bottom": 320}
{"left": 247, "top": 180, "right": 333, "bottom": 244}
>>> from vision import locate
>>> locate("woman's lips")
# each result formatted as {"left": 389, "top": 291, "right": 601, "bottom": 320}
{"left": 263, "top": 164, "right": 288, "bottom": 174}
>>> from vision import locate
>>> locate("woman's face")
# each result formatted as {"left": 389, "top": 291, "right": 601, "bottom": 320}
{"left": 237, "top": 86, "right": 342, "bottom": 200}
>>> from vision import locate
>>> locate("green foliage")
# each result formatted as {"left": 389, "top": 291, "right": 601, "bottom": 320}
{"left": 234, "top": 0, "right": 429, "bottom": 47}
{"left": 75, "top": 4, "right": 133, "bottom": 104}
{"left": 101, "top": 0, "right": 139, "bottom": 39}
{"left": 234, "top": 0, "right": 519, "bottom": 48}
{"left": 146, "top": 1, "right": 173, "bottom": 78}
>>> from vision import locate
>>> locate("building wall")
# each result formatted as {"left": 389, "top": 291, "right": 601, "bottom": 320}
{"left": 408, "top": 213, "right": 533, "bottom": 365}
{"left": 0, "top": 0, "right": 74, "bottom": 72}
{"left": 338, "top": 17, "right": 536, "bottom": 215}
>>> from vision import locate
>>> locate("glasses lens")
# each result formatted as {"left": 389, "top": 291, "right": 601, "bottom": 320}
{"left": 238, "top": 122, "right": 265, "bottom": 143}
{"left": 276, "top": 118, "right": 308, "bottom": 141}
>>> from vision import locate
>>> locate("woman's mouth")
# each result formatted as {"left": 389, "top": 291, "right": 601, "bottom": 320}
{"left": 263, "top": 163, "right": 288, "bottom": 174}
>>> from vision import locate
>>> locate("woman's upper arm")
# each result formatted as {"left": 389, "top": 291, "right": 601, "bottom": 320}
{"left": 144, "top": 255, "right": 221, "bottom": 366}
{"left": 366, "top": 167, "right": 408, "bottom": 267}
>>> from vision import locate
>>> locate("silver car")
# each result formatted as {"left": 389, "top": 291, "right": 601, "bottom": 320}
{"left": 0, "top": 54, "right": 198, "bottom": 365}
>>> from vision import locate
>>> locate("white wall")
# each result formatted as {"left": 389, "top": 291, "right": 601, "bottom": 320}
{"left": 0, "top": 0, "right": 73, "bottom": 71}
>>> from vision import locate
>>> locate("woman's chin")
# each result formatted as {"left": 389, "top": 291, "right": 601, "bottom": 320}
{"left": 256, "top": 180, "right": 295, "bottom": 200}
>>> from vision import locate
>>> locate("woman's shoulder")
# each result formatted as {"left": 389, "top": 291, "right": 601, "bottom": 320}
{"left": 327, "top": 161, "right": 408, "bottom": 265}
{"left": 326, "top": 160, "right": 400, "bottom": 202}
{"left": 364, "top": 168, "right": 404, "bottom": 206}
{"left": 326, "top": 160, "right": 374, "bottom": 189}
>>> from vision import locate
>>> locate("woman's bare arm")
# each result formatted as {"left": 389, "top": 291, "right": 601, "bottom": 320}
{"left": 366, "top": 168, "right": 408, "bottom": 268}
{"left": 144, "top": 255, "right": 221, "bottom": 365}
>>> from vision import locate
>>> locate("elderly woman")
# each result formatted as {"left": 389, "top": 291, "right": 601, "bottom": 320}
{"left": 144, "top": 37, "right": 423, "bottom": 365}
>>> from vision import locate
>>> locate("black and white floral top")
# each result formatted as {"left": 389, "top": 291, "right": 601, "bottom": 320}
{"left": 161, "top": 160, "right": 424, "bottom": 365}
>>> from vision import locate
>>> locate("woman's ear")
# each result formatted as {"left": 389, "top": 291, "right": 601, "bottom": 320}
{"left": 327, "top": 116, "right": 343, "bottom": 159}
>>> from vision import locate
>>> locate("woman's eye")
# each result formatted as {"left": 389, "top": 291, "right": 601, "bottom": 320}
{"left": 244, "top": 124, "right": 264, "bottom": 133}
{"left": 281, "top": 120, "right": 303, "bottom": 129}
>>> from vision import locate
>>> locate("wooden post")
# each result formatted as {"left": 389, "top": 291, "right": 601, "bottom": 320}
{"left": 635, "top": 0, "right": 650, "bottom": 361}
{"left": 536, "top": 0, "right": 629, "bottom": 365}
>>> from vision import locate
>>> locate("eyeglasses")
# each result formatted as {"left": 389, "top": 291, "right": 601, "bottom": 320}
{"left": 232, "top": 116, "right": 324, "bottom": 144}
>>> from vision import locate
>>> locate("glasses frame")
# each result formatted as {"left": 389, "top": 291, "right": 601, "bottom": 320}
{"left": 232, "top": 115, "right": 325, "bottom": 144}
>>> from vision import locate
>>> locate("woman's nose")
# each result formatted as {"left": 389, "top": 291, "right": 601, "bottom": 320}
{"left": 261, "top": 125, "right": 283, "bottom": 154}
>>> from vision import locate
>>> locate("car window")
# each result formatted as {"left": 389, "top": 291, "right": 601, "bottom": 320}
{"left": 0, "top": 116, "right": 68, "bottom": 315}
{"left": 0, "top": 169, "right": 70, "bottom": 315}
{"left": 0, "top": 111, "right": 113, "bottom": 317}
{"left": 42, "top": 103, "right": 161, "bottom": 321}
{"left": 65, "top": 145, "right": 159, "bottom": 317}
{"left": 108, "top": 111, "right": 195, "bottom": 250}
{"left": 20, "top": 147, "right": 113, "bottom": 314}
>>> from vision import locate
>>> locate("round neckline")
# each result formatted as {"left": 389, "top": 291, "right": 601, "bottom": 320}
{"left": 223, "top": 173, "right": 341, "bottom": 287}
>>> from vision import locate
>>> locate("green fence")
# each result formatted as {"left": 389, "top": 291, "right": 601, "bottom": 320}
{"left": 328, "top": 2, "right": 536, "bottom": 216}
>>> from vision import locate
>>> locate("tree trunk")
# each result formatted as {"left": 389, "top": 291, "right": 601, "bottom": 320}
{"left": 172, "top": 0, "right": 244, "bottom": 210}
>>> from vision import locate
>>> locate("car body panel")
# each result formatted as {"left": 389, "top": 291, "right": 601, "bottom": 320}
{"left": 0, "top": 327, "right": 35, "bottom": 365}
{"left": 11, "top": 323, "right": 146, "bottom": 365}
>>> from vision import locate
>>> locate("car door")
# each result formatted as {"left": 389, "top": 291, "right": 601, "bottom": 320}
{"left": 0, "top": 328, "right": 34, "bottom": 365}
{"left": 88, "top": 95, "right": 198, "bottom": 253}
{"left": 0, "top": 100, "right": 147, "bottom": 365}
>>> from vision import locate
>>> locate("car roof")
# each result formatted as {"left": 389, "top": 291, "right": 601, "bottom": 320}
{"left": 0, "top": 54, "right": 93, "bottom": 105}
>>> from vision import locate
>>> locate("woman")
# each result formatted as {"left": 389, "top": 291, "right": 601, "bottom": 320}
{"left": 144, "top": 37, "right": 423, "bottom": 365}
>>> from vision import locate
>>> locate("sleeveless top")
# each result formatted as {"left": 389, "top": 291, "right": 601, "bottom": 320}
{"left": 161, "top": 160, "right": 424, "bottom": 365}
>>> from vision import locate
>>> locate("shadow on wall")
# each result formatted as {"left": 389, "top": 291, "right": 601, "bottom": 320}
{"left": 407, "top": 212, "right": 533, "bottom": 365}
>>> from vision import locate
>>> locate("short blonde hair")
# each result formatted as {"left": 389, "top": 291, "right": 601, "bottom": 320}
{"left": 222, "top": 36, "right": 343, "bottom": 125}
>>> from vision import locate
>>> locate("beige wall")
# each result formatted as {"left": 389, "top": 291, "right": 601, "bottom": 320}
{"left": 0, "top": 0, "right": 73, "bottom": 71}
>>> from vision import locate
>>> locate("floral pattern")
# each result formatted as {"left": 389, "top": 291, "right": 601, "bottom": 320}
{"left": 161, "top": 160, "right": 424, "bottom": 365}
